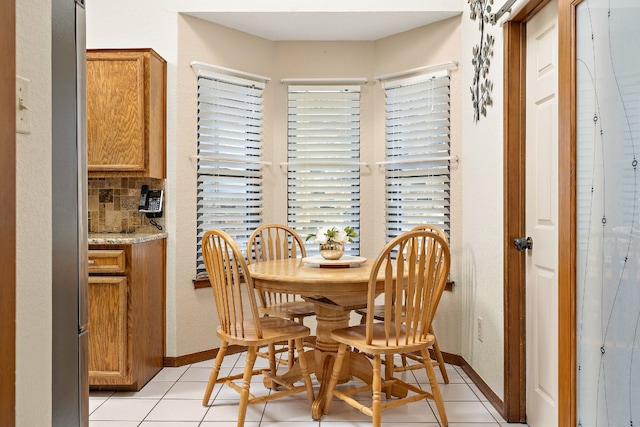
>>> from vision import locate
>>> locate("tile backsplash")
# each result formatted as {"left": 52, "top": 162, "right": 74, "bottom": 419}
{"left": 88, "top": 178, "right": 165, "bottom": 233}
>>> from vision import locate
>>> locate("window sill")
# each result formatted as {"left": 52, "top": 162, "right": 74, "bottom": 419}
{"left": 193, "top": 277, "right": 211, "bottom": 289}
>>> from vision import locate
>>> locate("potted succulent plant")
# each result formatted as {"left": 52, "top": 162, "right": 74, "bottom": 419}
{"left": 306, "top": 226, "right": 358, "bottom": 260}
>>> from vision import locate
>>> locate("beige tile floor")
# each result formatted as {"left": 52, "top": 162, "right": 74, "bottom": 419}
{"left": 89, "top": 350, "right": 528, "bottom": 427}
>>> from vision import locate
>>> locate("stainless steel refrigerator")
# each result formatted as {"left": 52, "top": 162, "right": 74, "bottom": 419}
{"left": 52, "top": 0, "right": 88, "bottom": 425}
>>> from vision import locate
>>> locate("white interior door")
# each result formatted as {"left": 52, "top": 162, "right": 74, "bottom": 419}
{"left": 525, "top": 0, "right": 559, "bottom": 425}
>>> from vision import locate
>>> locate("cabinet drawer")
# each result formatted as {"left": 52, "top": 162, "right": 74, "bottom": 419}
{"left": 88, "top": 250, "right": 126, "bottom": 274}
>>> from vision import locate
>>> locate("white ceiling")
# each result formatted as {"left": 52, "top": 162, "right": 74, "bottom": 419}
{"left": 183, "top": 10, "right": 462, "bottom": 41}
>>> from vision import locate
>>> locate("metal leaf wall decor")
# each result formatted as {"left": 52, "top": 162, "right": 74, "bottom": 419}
{"left": 469, "top": 0, "right": 494, "bottom": 122}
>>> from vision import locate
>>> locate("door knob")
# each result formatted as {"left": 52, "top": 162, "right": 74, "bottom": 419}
{"left": 514, "top": 236, "right": 533, "bottom": 251}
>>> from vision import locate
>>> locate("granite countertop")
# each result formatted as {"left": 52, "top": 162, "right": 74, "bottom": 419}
{"left": 88, "top": 232, "right": 168, "bottom": 245}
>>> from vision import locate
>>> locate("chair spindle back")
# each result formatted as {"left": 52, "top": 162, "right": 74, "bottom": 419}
{"left": 202, "top": 229, "right": 262, "bottom": 340}
{"left": 247, "top": 223, "right": 306, "bottom": 263}
{"left": 366, "top": 230, "right": 450, "bottom": 347}
{"left": 247, "top": 224, "right": 307, "bottom": 307}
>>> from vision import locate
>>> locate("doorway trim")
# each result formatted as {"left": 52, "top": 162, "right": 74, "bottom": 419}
{"left": 0, "top": 0, "right": 16, "bottom": 425}
{"left": 503, "top": 0, "right": 576, "bottom": 424}
{"left": 557, "top": 0, "right": 578, "bottom": 425}
{"left": 502, "top": 0, "right": 564, "bottom": 423}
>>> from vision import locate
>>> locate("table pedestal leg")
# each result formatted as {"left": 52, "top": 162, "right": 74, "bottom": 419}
{"left": 261, "top": 301, "right": 407, "bottom": 420}
{"left": 309, "top": 305, "right": 351, "bottom": 418}
{"left": 313, "top": 305, "right": 351, "bottom": 379}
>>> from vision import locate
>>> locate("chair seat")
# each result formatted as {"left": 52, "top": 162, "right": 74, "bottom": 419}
{"left": 331, "top": 324, "right": 434, "bottom": 355}
{"left": 259, "top": 300, "right": 315, "bottom": 319}
{"left": 218, "top": 317, "right": 310, "bottom": 347}
{"left": 354, "top": 305, "right": 390, "bottom": 321}
{"left": 355, "top": 304, "right": 449, "bottom": 383}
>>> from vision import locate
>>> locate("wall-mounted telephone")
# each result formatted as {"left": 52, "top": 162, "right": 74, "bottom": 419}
{"left": 139, "top": 185, "right": 163, "bottom": 218}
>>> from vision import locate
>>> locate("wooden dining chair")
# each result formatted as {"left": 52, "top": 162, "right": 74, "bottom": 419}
{"left": 200, "top": 229, "right": 315, "bottom": 426}
{"left": 246, "top": 224, "right": 316, "bottom": 371}
{"left": 354, "top": 224, "right": 450, "bottom": 383}
{"left": 323, "top": 230, "right": 450, "bottom": 427}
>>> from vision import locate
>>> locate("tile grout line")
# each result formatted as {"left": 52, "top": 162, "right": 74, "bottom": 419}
{"left": 90, "top": 356, "right": 509, "bottom": 426}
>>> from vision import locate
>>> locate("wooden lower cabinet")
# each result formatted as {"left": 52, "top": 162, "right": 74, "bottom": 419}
{"left": 88, "top": 238, "right": 165, "bottom": 390}
{"left": 88, "top": 276, "right": 128, "bottom": 382}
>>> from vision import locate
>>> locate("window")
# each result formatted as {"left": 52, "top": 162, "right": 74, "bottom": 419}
{"left": 195, "top": 73, "right": 265, "bottom": 276}
{"left": 286, "top": 85, "right": 361, "bottom": 256}
{"left": 383, "top": 71, "right": 451, "bottom": 241}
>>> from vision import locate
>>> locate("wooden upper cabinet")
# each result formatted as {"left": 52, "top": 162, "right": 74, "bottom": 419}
{"left": 87, "top": 48, "right": 166, "bottom": 178}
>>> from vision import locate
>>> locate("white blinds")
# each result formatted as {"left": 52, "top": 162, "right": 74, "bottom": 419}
{"left": 196, "top": 74, "right": 265, "bottom": 275}
{"left": 286, "top": 85, "right": 361, "bottom": 255}
{"left": 383, "top": 72, "right": 451, "bottom": 240}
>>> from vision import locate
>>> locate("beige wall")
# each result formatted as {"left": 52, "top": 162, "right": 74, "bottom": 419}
{"left": 373, "top": 18, "right": 464, "bottom": 358}
{"left": 86, "top": 0, "right": 179, "bottom": 356}
{"left": 268, "top": 40, "right": 376, "bottom": 248}
{"left": 174, "top": 14, "right": 464, "bottom": 355}
{"left": 87, "top": 1, "right": 506, "bottom": 401}
{"left": 174, "top": 15, "right": 276, "bottom": 353}
{"left": 460, "top": 8, "right": 505, "bottom": 398}
{"left": 10, "top": 1, "right": 508, "bottom": 423}
{"left": 15, "top": 0, "right": 53, "bottom": 424}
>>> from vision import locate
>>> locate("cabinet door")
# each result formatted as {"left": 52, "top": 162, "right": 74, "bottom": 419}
{"left": 88, "top": 276, "right": 129, "bottom": 385}
{"left": 87, "top": 52, "right": 146, "bottom": 173}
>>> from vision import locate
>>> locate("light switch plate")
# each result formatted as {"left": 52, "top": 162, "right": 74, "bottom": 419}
{"left": 16, "top": 75, "right": 31, "bottom": 134}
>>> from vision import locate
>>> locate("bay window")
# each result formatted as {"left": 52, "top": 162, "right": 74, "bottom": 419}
{"left": 285, "top": 85, "right": 361, "bottom": 256}
{"left": 195, "top": 72, "right": 265, "bottom": 276}
{"left": 383, "top": 71, "right": 451, "bottom": 241}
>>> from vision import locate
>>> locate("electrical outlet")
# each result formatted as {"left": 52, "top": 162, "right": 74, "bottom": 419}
{"left": 477, "top": 316, "right": 484, "bottom": 342}
{"left": 16, "top": 75, "right": 31, "bottom": 134}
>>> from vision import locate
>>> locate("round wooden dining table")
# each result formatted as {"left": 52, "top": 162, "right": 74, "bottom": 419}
{"left": 247, "top": 257, "right": 404, "bottom": 419}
